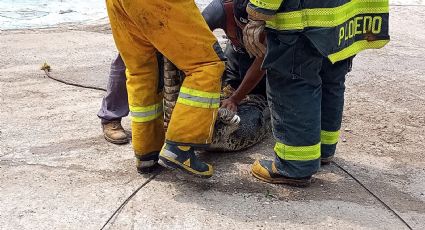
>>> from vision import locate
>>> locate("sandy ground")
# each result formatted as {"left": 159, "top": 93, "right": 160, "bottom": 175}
{"left": 0, "top": 6, "right": 424, "bottom": 230}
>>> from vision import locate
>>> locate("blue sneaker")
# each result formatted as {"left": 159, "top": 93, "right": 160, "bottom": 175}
{"left": 158, "top": 143, "right": 213, "bottom": 178}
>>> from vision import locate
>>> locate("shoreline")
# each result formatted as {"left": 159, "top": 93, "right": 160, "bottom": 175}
{"left": 1, "top": 4, "right": 425, "bottom": 32}
{"left": 0, "top": 18, "right": 111, "bottom": 34}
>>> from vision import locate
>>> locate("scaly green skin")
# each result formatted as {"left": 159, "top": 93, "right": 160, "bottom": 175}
{"left": 163, "top": 58, "right": 183, "bottom": 130}
{"left": 162, "top": 58, "right": 270, "bottom": 152}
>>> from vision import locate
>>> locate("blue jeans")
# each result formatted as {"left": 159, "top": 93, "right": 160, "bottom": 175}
{"left": 97, "top": 54, "right": 129, "bottom": 124}
{"left": 97, "top": 54, "right": 164, "bottom": 124}
{"left": 263, "top": 33, "right": 352, "bottom": 178}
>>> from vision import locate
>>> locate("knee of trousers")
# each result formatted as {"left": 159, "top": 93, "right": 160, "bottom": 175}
{"left": 183, "top": 60, "right": 225, "bottom": 92}
{"left": 126, "top": 70, "right": 163, "bottom": 106}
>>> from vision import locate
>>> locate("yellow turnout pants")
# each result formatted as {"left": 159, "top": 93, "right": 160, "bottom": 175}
{"left": 106, "top": 0, "right": 225, "bottom": 157}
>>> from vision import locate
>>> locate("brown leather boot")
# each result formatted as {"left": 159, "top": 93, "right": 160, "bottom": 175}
{"left": 102, "top": 120, "right": 129, "bottom": 144}
{"left": 251, "top": 160, "right": 312, "bottom": 187}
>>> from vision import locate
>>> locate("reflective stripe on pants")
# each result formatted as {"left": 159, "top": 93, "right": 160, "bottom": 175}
{"left": 265, "top": 34, "right": 350, "bottom": 177}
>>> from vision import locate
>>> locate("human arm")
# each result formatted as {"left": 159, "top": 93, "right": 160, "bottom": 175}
{"left": 221, "top": 54, "right": 266, "bottom": 112}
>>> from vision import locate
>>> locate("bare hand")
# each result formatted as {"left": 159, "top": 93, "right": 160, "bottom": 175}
{"left": 243, "top": 19, "right": 266, "bottom": 58}
{"left": 221, "top": 98, "right": 239, "bottom": 112}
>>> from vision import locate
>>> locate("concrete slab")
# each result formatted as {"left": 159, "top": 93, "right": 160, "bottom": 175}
{"left": 0, "top": 6, "right": 424, "bottom": 230}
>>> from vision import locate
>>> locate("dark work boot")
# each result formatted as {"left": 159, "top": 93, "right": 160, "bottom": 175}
{"left": 136, "top": 152, "right": 160, "bottom": 174}
{"left": 321, "top": 156, "right": 334, "bottom": 165}
{"left": 158, "top": 143, "right": 213, "bottom": 178}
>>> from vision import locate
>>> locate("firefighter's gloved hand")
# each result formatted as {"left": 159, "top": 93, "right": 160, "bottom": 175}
{"left": 243, "top": 19, "right": 266, "bottom": 58}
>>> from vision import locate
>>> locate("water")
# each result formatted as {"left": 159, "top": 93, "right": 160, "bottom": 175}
{"left": 0, "top": 0, "right": 107, "bottom": 30}
{"left": 0, "top": 0, "right": 423, "bottom": 30}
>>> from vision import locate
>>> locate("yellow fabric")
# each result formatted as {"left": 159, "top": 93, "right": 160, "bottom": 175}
{"left": 180, "top": 86, "right": 221, "bottom": 99}
{"left": 131, "top": 113, "right": 163, "bottom": 123}
{"left": 130, "top": 103, "right": 163, "bottom": 113}
{"left": 250, "top": 0, "right": 283, "bottom": 11}
{"left": 246, "top": 6, "right": 275, "bottom": 21}
{"left": 130, "top": 102, "right": 163, "bottom": 123}
{"left": 178, "top": 146, "right": 191, "bottom": 151}
{"left": 274, "top": 142, "right": 321, "bottom": 161}
{"left": 177, "top": 97, "right": 220, "bottom": 109}
{"left": 106, "top": 0, "right": 224, "bottom": 153}
{"left": 321, "top": 130, "right": 341, "bottom": 145}
{"left": 177, "top": 86, "right": 220, "bottom": 108}
{"left": 266, "top": 0, "right": 389, "bottom": 30}
{"left": 132, "top": 118, "right": 165, "bottom": 157}
{"left": 328, "top": 39, "right": 389, "bottom": 63}
{"left": 167, "top": 103, "right": 218, "bottom": 145}
{"left": 183, "top": 158, "right": 191, "bottom": 167}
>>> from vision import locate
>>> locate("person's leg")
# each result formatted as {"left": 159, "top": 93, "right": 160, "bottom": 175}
{"left": 320, "top": 57, "right": 352, "bottom": 164}
{"left": 128, "top": 1, "right": 224, "bottom": 144}
{"left": 106, "top": 0, "right": 165, "bottom": 173}
{"left": 97, "top": 54, "right": 129, "bottom": 144}
{"left": 114, "top": 0, "right": 225, "bottom": 177}
{"left": 251, "top": 34, "right": 322, "bottom": 187}
{"left": 98, "top": 54, "right": 129, "bottom": 123}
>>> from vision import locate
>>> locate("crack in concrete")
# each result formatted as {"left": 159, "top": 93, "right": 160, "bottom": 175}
{"left": 100, "top": 171, "right": 160, "bottom": 230}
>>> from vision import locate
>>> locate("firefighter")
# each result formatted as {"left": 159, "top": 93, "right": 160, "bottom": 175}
{"left": 103, "top": 0, "right": 270, "bottom": 177}
{"left": 244, "top": 0, "right": 390, "bottom": 186}
{"left": 106, "top": 0, "right": 225, "bottom": 177}
{"left": 98, "top": 0, "right": 264, "bottom": 146}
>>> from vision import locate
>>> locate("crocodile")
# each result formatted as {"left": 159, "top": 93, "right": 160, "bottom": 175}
{"left": 163, "top": 58, "right": 270, "bottom": 152}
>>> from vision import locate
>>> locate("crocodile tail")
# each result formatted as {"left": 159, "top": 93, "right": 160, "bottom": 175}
{"left": 163, "top": 57, "right": 185, "bottom": 130}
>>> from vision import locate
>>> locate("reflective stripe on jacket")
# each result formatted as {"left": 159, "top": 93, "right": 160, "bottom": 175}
{"left": 248, "top": 0, "right": 390, "bottom": 63}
